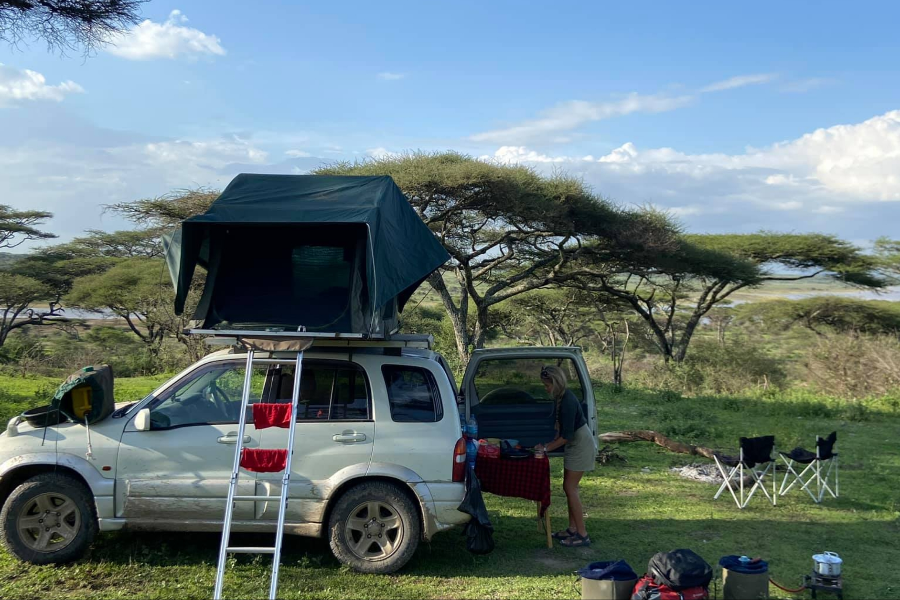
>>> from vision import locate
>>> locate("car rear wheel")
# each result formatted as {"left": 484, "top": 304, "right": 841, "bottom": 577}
{"left": 328, "top": 481, "right": 420, "bottom": 573}
{"left": 0, "top": 473, "right": 97, "bottom": 565}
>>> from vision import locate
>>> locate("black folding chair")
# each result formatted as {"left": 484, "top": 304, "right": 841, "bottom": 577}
{"left": 713, "top": 435, "right": 777, "bottom": 509}
{"left": 778, "top": 431, "right": 838, "bottom": 503}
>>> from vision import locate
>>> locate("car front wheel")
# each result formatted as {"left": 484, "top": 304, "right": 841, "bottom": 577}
{"left": 0, "top": 473, "right": 97, "bottom": 565}
{"left": 327, "top": 481, "right": 420, "bottom": 573}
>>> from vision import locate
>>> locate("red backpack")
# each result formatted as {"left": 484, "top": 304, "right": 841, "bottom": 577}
{"left": 632, "top": 574, "right": 709, "bottom": 600}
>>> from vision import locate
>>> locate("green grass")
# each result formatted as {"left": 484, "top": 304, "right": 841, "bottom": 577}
{"left": 0, "top": 374, "right": 170, "bottom": 425}
{"left": 0, "top": 376, "right": 898, "bottom": 599}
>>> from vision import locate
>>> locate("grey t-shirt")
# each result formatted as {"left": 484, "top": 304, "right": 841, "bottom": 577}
{"left": 557, "top": 389, "right": 586, "bottom": 441}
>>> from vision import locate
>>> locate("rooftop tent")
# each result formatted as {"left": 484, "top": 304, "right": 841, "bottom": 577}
{"left": 164, "top": 174, "right": 449, "bottom": 336}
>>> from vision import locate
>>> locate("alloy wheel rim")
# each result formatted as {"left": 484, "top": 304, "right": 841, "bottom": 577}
{"left": 344, "top": 500, "right": 404, "bottom": 561}
{"left": 16, "top": 492, "right": 81, "bottom": 553}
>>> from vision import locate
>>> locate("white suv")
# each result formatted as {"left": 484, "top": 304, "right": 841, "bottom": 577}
{"left": 0, "top": 338, "right": 594, "bottom": 573}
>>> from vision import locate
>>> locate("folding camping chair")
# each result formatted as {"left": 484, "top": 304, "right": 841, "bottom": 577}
{"left": 713, "top": 435, "right": 777, "bottom": 509}
{"left": 778, "top": 431, "right": 838, "bottom": 503}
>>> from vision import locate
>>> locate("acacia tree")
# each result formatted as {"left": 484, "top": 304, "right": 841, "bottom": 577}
{"left": 0, "top": 206, "right": 64, "bottom": 347}
{"left": 494, "top": 290, "right": 596, "bottom": 347}
{"left": 875, "top": 237, "right": 900, "bottom": 282}
{"left": 65, "top": 258, "right": 170, "bottom": 356}
{"left": 315, "top": 152, "right": 678, "bottom": 365}
{"left": 739, "top": 296, "right": 900, "bottom": 337}
{"left": 562, "top": 233, "right": 885, "bottom": 363}
{"left": 0, "top": 0, "right": 145, "bottom": 55}
{"left": 0, "top": 204, "right": 55, "bottom": 250}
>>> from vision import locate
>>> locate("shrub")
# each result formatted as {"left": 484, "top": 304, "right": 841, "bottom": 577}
{"left": 802, "top": 333, "right": 900, "bottom": 400}
{"left": 631, "top": 340, "right": 786, "bottom": 396}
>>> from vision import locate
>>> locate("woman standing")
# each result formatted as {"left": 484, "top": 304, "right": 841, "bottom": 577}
{"left": 534, "top": 365, "right": 595, "bottom": 547}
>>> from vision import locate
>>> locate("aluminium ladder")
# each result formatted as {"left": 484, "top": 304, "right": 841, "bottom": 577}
{"left": 213, "top": 349, "right": 303, "bottom": 600}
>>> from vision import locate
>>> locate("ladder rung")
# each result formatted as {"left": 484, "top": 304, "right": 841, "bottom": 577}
{"left": 232, "top": 495, "right": 283, "bottom": 502}
{"left": 227, "top": 546, "right": 276, "bottom": 554}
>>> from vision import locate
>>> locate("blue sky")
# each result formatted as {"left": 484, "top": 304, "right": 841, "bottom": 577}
{"left": 2, "top": 0, "right": 899, "bottom": 247}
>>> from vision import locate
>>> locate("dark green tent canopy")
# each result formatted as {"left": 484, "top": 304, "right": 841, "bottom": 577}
{"left": 164, "top": 174, "right": 449, "bottom": 336}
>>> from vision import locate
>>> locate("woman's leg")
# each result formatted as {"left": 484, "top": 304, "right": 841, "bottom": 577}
{"left": 563, "top": 468, "right": 587, "bottom": 537}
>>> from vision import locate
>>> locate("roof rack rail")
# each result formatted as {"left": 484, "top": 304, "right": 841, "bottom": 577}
{"left": 189, "top": 329, "right": 433, "bottom": 351}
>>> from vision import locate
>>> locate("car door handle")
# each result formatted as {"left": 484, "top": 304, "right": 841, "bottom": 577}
{"left": 332, "top": 431, "right": 367, "bottom": 443}
{"left": 218, "top": 433, "right": 251, "bottom": 444}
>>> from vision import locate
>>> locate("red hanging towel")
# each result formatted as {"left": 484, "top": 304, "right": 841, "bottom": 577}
{"left": 240, "top": 448, "right": 287, "bottom": 473}
{"left": 252, "top": 403, "right": 293, "bottom": 429}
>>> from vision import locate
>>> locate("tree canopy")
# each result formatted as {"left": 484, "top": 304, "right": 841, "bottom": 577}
{"left": 560, "top": 231, "right": 886, "bottom": 362}
{"left": 0, "top": 204, "right": 55, "bottom": 250}
{"left": 740, "top": 296, "right": 900, "bottom": 336}
{"left": 315, "top": 152, "right": 679, "bottom": 365}
{"left": 65, "top": 257, "right": 170, "bottom": 352}
{"left": 0, "top": 0, "right": 145, "bottom": 55}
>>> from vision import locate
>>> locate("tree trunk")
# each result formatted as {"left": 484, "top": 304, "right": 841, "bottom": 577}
{"left": 428, "top": 271, "right": 471, "bottom": 366}
{"left": 598, "top": 430, "right": 730, "bottom": 461}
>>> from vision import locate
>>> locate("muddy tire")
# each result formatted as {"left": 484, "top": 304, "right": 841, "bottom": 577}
{"left": 328, "top": 481, "right": 420, "bottom": 573}
{"left": 0, "top": 473, "right": 97, "bottom": 565}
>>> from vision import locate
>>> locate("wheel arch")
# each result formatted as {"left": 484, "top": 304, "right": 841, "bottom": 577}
{"left": 0, "top": 463, "right": 92, "bottom": 509}
{"left": 322, "top": 474, "right": 430, "bottom": 541}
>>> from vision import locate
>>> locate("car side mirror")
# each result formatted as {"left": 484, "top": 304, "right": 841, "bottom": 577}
{"left": 134, "top": 408, "right": 151, "bottom": 431}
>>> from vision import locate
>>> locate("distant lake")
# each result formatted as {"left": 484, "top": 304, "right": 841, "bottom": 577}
{"left": 27, "top": 307, "right": 119, "bottom": 320}
{"left": 783, "top": 286, "right": 900, "bottom": 302}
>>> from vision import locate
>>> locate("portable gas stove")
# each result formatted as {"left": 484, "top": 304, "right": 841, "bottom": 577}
{"left": 804, "top": 572, "right": 844, "bottom": 600}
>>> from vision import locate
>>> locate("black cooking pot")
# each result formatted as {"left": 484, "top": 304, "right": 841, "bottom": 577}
{"left": 21, "top": 405, "right": 68, "bottom": 428}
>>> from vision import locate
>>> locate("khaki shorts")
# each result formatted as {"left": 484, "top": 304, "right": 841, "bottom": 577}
{"left": 564, "top": 424, "right": 596, "bottom": 472}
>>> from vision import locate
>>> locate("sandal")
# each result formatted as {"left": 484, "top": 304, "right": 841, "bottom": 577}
{"left": 559, "top": 533, "right": 591, "bottom": 547}
{"left": 551, "top": 527, "right": 576, "bottom": 540}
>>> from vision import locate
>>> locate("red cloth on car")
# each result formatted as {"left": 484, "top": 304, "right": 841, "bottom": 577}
{"left": 240, "top": 448, "right": 287, "bottom": 473}
{"left": 475, "top": 454, "right": 551, "bottom": 516}
{"left": 252, "top": 403, "right": 293, "bottom": 429}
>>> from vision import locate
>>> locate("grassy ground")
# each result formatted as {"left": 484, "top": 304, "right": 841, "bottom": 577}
{"left": 0, "top": 376, "right": 898, "bottom": 599}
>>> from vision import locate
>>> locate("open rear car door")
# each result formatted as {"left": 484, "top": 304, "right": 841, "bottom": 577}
{"left": 460, "top": 347, "right": 596, "bottom": 451}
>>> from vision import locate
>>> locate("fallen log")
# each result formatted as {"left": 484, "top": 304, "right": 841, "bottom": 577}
{"left": 599, "top": 430, "right": 735, "bottom": 463}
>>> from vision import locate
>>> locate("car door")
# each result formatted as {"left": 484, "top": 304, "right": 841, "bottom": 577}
{"left": 461, "top": 347, "right": 595, "bottom": 449}
{"left": 115, "top": 359, "right": 267, "bottom": 524}
{"left": 253, "top": 359, "right": 375, "bottom": 524}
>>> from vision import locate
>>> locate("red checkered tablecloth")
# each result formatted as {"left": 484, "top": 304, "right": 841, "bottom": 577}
{"left": 474, "top": 455, "right": 551, "bottom": 516}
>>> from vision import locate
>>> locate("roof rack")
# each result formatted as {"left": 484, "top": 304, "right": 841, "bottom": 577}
{"left": 189, "top": 329, "right": 433, "bottom": 351}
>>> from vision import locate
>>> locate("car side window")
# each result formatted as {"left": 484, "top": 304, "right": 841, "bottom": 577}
{"left": 268, "top": 361, "right": 371, "bottom": 421}
{"left": 148, "top": 362, "right": 266, "bottom": 429}
{"left": 382, "top": 365, "right": 443, "bottom": 423}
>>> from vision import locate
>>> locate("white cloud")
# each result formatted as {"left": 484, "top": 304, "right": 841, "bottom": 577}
{"left": 365, "top": 147, "right": 399, "bottom": 159}
{"left": 813, "top": 205, "right": 845, "bottom": 214}
{"left": 781, "top": 78, "right": 835, "bottom": 94}
{"left": 479, "top": 109, "right": 900, "bottom": 232}
{"left": 485, "top": 146, "right": 571, "bottom": 163}
{"left": 106, "top": 10, "right": 226, "bottom": 60}
{"left": 377, "top": 72, "right": 406, "bottom": 81}
{"left": 471, "top": 73, "right": 780, "bottom": 145}
{"left": 285, "top": 149, "right": 312, "bottom": 158}
{"left": 0, "top": 64, "right": 83, "bottom": 105}
{"left": 141, "top": 136, "right": 267, "bottom": 166}
{"left": 700, "top": 73, "right": 777, "bottom": 93}
{"left": 471, "top": 93, "right": 693, "bottom": 145}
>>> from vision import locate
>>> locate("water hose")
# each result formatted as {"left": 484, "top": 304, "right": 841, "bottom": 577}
{"left": 768, "top": 577, "right": 807, "bottom": 594}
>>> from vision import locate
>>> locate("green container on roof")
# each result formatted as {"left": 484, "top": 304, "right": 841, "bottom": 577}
{"left": 163, "top": 174, "right": 449, "bottom": 336}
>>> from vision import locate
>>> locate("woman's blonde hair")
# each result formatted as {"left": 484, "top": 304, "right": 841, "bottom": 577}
{"left": 540, "top": 365, "right": 568, "bottom": 400}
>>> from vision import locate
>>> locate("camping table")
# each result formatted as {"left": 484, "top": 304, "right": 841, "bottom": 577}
{"left": 475, "top": 454, "right": 553, "bottom": 548}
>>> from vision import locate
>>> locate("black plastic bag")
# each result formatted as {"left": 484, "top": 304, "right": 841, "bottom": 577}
{"left": 457, "top": 467, "right": 494, "bottom": 554}
{"left": 649, "top": 549, "right": 712, "bottom": 591}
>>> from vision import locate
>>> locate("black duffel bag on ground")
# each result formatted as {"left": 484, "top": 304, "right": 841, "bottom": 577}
{"left": 649, "top": 549, "right": 713, "bottom": 591}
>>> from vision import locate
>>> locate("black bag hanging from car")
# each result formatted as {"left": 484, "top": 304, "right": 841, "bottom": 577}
{"left": 457, "top": 467, "right": 494, "bottom": 554}
{"left": 648, "top": 549, "right": 713, "bottom": 591}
